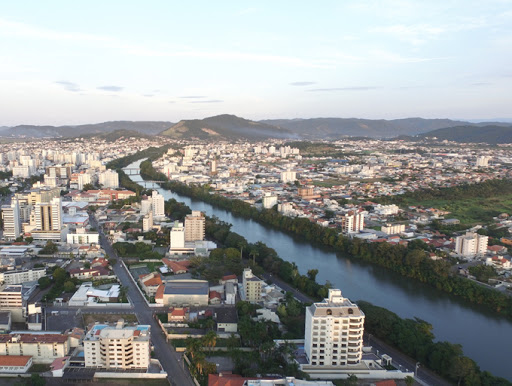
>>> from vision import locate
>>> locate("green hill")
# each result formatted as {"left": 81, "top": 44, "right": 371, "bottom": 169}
{"left": 159, "top": 114, "right": 294, "bottom": 140}
{"left": 419, "top": 125, "right": 512, "bottom": 144}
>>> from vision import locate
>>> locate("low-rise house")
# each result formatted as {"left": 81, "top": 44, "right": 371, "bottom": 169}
{"left": 215, "top": 308, "right": 238, "bottom": 333}
{"left": 139, "top": 272, "right": 163, "bottom": 297}
{"left": 0, "top": 333, "right": 69, "bottom": 363}
{"left": 0, "top": 355, "right": 32, "bottom": 373}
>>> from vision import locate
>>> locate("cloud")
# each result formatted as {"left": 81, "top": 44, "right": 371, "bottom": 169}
{"left": 371, "top": 24, "right": 445, "bottom": 45}
{"left": 143, "top": 94, "right": 154, "bottom": 97}
{"left": 307, "top": 87, "right": 379, "bottom": 92}
{"left": 290, "top": 81, "right": 317, "bottom": 86}
{"left": 55, "top": 81, "right": 81, "bottom": 92}
{"left": 238, "top": 7, "right": 257, "bottom": 15}
{"left": 179, "top": 96, "right": 207, "bottom": 99}
{"left": 97, "top": 85, "right": 123, "bottom": 92}
{"left": 471, "top": 82, "right": 492, "bottom": 86}
{"left": 190, "top": 99, "right": 223, "bottom": 103}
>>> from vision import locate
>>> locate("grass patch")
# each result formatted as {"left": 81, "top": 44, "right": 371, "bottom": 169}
{"left": 83, "top": 313, "right": 138, "bottom": 326}
{"left": 402, "top": 195, "right": 512, "bottom": 224}
{"left": 29, "top": 363, "right": 50, "bottom": 373}
{"left": 312, "top": 179, "right": 345, "bottom": 187}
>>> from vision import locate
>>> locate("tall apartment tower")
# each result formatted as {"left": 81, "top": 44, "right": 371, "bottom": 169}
{"left": 34, "top": 197, "right": 62, "bottom": 231}
{"left": 184, "top": 211, "right": 205, "bottom": 241}
{"left": 304, "top": 289, "right": 365, "bottom": 367}
{"left": 341, "top": 211, "right": 364, "bottom": 234}
{"left": 243, "top": 268, "right": 263, "bottom": 303}
{"left": 99, "top": 169, "right": 119, "bottom": 189}
{"left": 170, "top": 222, "right": 185, "bottom": 249}
{"left": 83, "top": 321, "right": 151, "bottom": 369}
{"left": 151, "top": 191, "right": 165, "bottom": 218}
{"left": 2, "top": 199, "right": 21, "bottom": 240}
{"left": 455, "top": 231, "right": 488, "bottom": 257}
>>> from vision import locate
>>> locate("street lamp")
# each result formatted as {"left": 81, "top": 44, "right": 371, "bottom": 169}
{"left": 415, "top": 362, "right": 420, "bottom": 377}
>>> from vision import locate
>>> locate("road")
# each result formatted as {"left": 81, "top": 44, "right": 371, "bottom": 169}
{"left": 90, "top": 214, "right": 194, "bottom": 386}
{"left": 365, "top": 333, "right": 452, "bottom": 386}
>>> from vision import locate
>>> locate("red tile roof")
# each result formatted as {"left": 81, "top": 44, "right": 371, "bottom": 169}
{"left": 0, "top": 355, "right": 31, "bottom": 366}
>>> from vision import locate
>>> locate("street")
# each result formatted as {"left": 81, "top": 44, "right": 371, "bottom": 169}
{"left": 90, "top": 214, "right": 194, "bottom": 386}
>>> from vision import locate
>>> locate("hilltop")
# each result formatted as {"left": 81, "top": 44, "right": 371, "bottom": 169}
{"left": 0, "top": 121, "right": 173, "bottom": 138}
{"left": 159, "top": 114, "right": 295, "bottom": 140}
{"left": 418, "top": 125, "right": 512, "bottom": 144}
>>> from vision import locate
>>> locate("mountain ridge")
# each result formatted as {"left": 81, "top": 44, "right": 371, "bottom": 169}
{"left": 418, "top": 125, "right": 512, "bottom": 144}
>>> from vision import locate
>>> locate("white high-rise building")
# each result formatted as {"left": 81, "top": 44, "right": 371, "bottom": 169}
{"left": 170, "top": 222, "right": 185, "bottom": 250}
{"left": 142, "top": 212, "right": 153, "bottom": 232}
{"left": 455, "top": 232, "right": 488, "bottom": 257}
{"left": 151, "top": 191, "right": 165, "bottom": 218}
{"left": 99, "top": 170, "right": 119, "bottom": 189}
{"left": 280, "top": 170, "right": 297, "bottom": 183}
{"left": 34, "top": 197, "right": 62, "bottom": 231}
{"left": 140, "top": 198, "right": 152, "bottom": 215}
{"left": 184, "top": 211, "right": 205, "bottom": 241}
{"left": 341, "top": 211, "right": 364, "bottom": 234}
{"left": 78, "top": 173, "right": 92, "bottom": 190}
{"left": 1, "top": 199, "right": 21, "bottom": 240}
{"left": 262, "top": 193, "right": 278, "bottom": 209}
{"left": 12, "top": 165, "right": 31, "bottom": 179}
{"left": 83, "top": 321, "right": 151, "bottom": 370}
{"left": 476, "top": 156, "right": 491, "bottom": 168}
{"left": 304, "top": 289, "right": 365, "bottom": 367}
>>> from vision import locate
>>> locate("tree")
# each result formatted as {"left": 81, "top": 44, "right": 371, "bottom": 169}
{"left": 450, "top": 356, "right": 476, "bottom": 386}
{"left": 82, "top": 183, "right": 94, "bottom": 191}
{"left": 29, "top": 374, "right": 46, "bottom": 386}
{"left": 405, "top": 376, "right": 414, "bottom": 386}
{"left": 52, "top": 267, "right": 67, "bottom": 285}
{"left": 307, "top": 269, "right": 318, "bottom": 282}
{"left": 83, "top": 262, "right": 91, "bottom": 269}
{"left": 38, "top": 276, "right": 51, "bottom": 289}
{"left": 63, "top": 281, "right": 76, "bottom": 293}
{"left": 202, "top": 330, "right": 217, "bottom": 353}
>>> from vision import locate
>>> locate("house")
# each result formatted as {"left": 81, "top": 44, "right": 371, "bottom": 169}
{"left": 68, "top": 267, "right": 110, "bottom": 280}
{"left": 220, "top": 274, "right": 238, "bottom": 285}
{"left": 209, "top": 291, "right": 222, "bottom": 304}
{"left": 168, "top": 307, "right": 188, "bottom": 322}
{"left": 160, "top": 280, "right": 209, "bottom": 307}
{"left": 162, "top": 258, "right": 189, "bottom": 274}
{"left": 0, "top": 355, "right": 33, "bottom": 373}
{"left": 215, "top": 308, "right": 238, "bottom": 333}
{"left": 139, "top": 272, "right": 163, "bottom": 297}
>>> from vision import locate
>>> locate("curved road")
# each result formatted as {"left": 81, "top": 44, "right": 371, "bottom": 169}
{"left": 90, "top": 214, "right": 194, "bottom": 386}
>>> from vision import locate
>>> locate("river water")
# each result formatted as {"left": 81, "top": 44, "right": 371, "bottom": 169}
{"left": 127, "top": 161, "right": 510, "bottom": 379}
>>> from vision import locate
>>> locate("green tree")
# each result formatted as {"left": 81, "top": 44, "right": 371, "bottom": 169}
{"left": 52, "top": 267, "right": 67, "bottom": 285}
{"left": 63, "top": 281, "right": 76, "bottom": 293}
{"left": 38, "top": 276, "right": 51, "bottom": 289}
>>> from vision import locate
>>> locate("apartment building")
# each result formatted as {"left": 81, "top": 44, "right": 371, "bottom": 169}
{"left": 1, "top": 200, "right": 21, "bottom": 240}
{"left": 455, "top": 231, "right": 489, "bottom": 257}
{"left": 340, "top": 211, "right": 364, "bottom": 234}
{"left": 184, "top": 211, "right": 205, "bottom": 241}
{"left": 304, "top": 289, "right": 365, "bottom": 367}
{"left": 0, "top": 268, "right": 46, "bottom": 285}
{"left": 98, "top": 169, "right": 119, "bottom": 189}
{"left": 381, "top": 223, "right": 405, "bottom": 235}
{"left": 151, "top": 191, "right": 165, "bottom": 218}
{"left": 83, "top": 321, "right": 150, "bottom": 370}
{"left": 0, "top": 334, "right": 69, "bottom": 363}
{"left": 243, "top": 268, "right": 263, "bottom": 303}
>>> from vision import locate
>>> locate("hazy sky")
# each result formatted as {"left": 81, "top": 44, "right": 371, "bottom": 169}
{"left": 1, "top": 0, "right": 511, "bottom": 125}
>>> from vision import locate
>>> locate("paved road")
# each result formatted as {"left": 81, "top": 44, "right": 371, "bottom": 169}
{"left": 365, "top": 333, "right": 451, "bottom": 386}
{"left": 90, "top": 215, "right": 194, "bottom": 386}
{"left": 262, "top": 273, "right": 315, "bottom": 303}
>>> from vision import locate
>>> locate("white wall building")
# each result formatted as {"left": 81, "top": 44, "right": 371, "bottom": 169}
{"left": 304, "top": 289, "right": 365, "bottom": 367}
{"left": 280, "top": 170, "right": 297, "bottom": 183}
{"left": 381, "top": 224, "right": 405, "bottom": 235}
{"left": 170, "top": 222, "right": 185, "bottom": 250}
{"left": 151, "top": 191, "right": 165, "bottom": 218}
{"left": 455, "top": 232, "right": 488, "bottom": 257}
{"left": 99, "top": 169, "right": 119, "bottom": 189}
{"left": 262, "top": 193, "right": 278, "bottom": 209}
{"left": 0, "top": 268, "right": 46, "bottom": 285}
{"left": 1, "top": 200, "right": 21, "bottom": 240}
{"left": 83, "top": 321, "right": 151, "bottom": 369}
{"left": 341, "top": 212, "right": 364, "bottom": 234}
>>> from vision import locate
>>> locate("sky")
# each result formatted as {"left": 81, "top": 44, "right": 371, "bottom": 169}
{"left": 1, "top": 0, "right": 512, "bottom": 125}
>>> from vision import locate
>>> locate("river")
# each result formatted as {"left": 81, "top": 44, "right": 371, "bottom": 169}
{"left": 126, "top": 160, "right": 510, "bottom": 379}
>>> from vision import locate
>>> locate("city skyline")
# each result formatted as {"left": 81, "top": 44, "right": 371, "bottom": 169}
{"left": 1, "top": 0, "right": 512, "bottom": 125}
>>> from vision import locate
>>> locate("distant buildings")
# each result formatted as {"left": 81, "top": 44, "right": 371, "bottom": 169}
{"left": 98, "top": 169, "right": 119, "bottom": 189}
{"left": 455, "top": 231, "right": 488, "bottom": 257}
{"left": 381, "top": 224, "right": 405, "bottom": 235}
{"left": 304, "top": 289, "right": 364, "bottom": 367}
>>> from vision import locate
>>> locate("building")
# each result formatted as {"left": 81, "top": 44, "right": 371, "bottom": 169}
{"left": 0, "top": 268, "right": 46, "bottom": 285}
{"left": 77, "top": 173, "right": 92, "bottom": 191}
{"left": 455, "top": 232, "right": 489, "bottom": 257}
{"left": 83, "top": 321, "right": 150, "bottom": 370}
{"left": 0, "top": 334, "right": 69, "bottom": 363}
{"left": 262, "top": 193, "right": 278, "bottom": 209}
{"left": 66, "top": 228, "right": 99, "bottom": 244}
{"left": 341, "top": 211, "right": 364, "bottom": 234}
{"left": 216, "top": 307, "right": 238, "bottom": 333}
{"left": 159, "top": 280, "right": 209, "bottom": 307}
{"left": 142, "top": 211, "right": 153, "bottom": 232}
{"left": 1, "top": 200, "right": 21, "bottom": 240}
{"left": 184, "top": 211, "right": 205, "bottom": 241}
{"left": 304, "top": 289, "right": 365, "bottom": 367}
{"left": 243, "top": 268, "right": 263, "bottom": 303}
{"left": 139, "top": 272, "right": 162, "bottom": 297}
{"left": 0, "top": 355, "right": 33, "bottom": 373}
{"left": 151, "top": 190, "right": 165, "bottom": 218}
{"left": 381, "top": 224, "right": 405, "bottom": 235}
{"left": 170, "top": 221, "right": 185, "bottom": 251}
{"left": 476, "top": 156, "right": 491, "bottom": 167}
{"left": 98, "top": 169, "right": 119, "bottom": 189}
{"left": 34, "top": 197, "right": 63, "bottom": 232}
{"left": 280, "top": 170, "right": 297, "bottom": 183}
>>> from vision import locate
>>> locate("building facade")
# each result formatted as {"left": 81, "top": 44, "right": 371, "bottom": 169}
{"left": 455, "top": 231, "right": 488, "bottom": 257}
{"left": 304, "top": 289, "right": 365, "bottom": 367}
{"left": 243, "top": 268, "right": 262, "bottom": 303}
{"left": 184, "top": 211, "right": 205, "bottom": 242}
